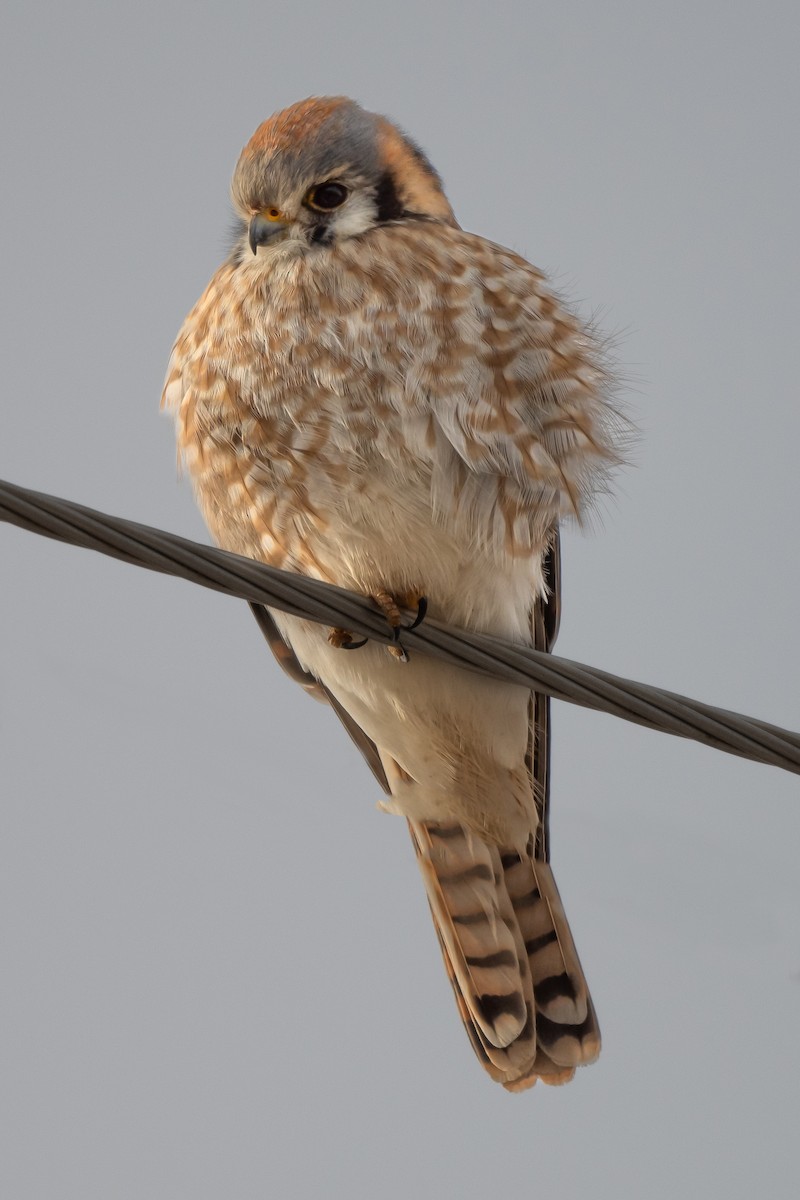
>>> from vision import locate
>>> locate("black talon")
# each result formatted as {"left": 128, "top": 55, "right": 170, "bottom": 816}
{"left": 406, "top": 596, "right": 428, "bottom": 631}
{"left": 388, "top": 596, "right": 427, "bottom": 663}
{"left": 341, "top": 636, "right": 369, "bottom": 651}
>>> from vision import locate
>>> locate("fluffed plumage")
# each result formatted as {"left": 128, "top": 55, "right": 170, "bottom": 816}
{"left": 163, "top": 96, "right": 621, "bottom": 1089}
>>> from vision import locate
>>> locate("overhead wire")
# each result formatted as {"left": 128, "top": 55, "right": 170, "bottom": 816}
{"left": 2, "top": 477, "right": 798, "bottom": 776}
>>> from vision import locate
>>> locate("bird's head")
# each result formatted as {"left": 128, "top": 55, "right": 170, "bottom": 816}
{"left": 230, "top": 96, "right": 457, "bottom": 259}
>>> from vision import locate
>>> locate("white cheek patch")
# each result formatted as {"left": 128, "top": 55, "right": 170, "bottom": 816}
{"left": 328, "top": 192, "right": 379, "bottom": 240}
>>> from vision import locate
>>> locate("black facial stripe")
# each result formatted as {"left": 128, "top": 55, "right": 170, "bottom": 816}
{"left": 375, "top": 170, "right": 404, "bottom": 223}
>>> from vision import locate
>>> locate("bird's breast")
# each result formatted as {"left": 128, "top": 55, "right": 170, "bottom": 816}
{"left": 165, "top": 239, "right": 548, "bottom": 636}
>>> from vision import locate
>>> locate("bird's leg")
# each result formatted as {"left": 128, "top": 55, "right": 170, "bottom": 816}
{"left": 327, "top": 589, "right": 428, "bottom": 661}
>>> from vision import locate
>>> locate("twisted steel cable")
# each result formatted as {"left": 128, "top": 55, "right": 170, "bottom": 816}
{"left": 2, "top": 477, "right": 798, "bottom": 776}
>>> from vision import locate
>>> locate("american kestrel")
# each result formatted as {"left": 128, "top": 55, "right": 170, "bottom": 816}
{"left": 163, "top": 96, "right": 621, "bottom": 1090}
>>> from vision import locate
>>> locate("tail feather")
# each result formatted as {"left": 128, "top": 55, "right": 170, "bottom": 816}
{"left": 503, "top": 852, "right": 588, "bottom": 1024}
{"left": 409, "top": 821, "right": 530, "bottom": 1050}
{"left": 410, "top": 818, "right": 600, "bottom": 1090}
{"left": 429, "top": 922, "right": 539, "bottom": 1085}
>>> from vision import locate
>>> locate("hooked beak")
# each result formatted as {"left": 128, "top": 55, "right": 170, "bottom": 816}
{"left": 248, "top": 210, "right": 290, "bottom": 254}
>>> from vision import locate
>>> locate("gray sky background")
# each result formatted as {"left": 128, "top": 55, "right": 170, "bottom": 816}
{"left": 2, "top": 2, "right": 799, "bottom": 1197}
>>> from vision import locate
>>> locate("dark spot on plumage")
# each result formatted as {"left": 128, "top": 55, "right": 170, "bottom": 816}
{"left": 535, "top": 973, "right": 578, "bottom": 1006}
{"left": 477, "top": 991, "right": 526, "bottom": 1027}
{"left": 573, "top": 1012, "right": 597, "bottom": 1039}
{"left": 452, "top": 910, "right": 490, "bottom": 927}
{"left": 533, "top": 1012, "right": 567, "bottom": 1049}
{"left": 429, "top": 823, "right": 463, "bottom": 840}
{"left": 515, "top": 887, "right": 542, "bottom": 909}
{"left": 536, "top": 1009, "right": 595, "bottom": 1045}
{"left": 442, "top": 863, "right": 493, "bottom": 885}
{"left": 465, "top": 949, "right": 517, "bottom": 970}
{"left": 500, "top": 852, "right": 521, "bottom": 869}
{"left": 525, "top": 930, "right": 558, "bottom": 956}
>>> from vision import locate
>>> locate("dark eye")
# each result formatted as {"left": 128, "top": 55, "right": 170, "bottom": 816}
{"left": 305, "top": 182, "right": 349, "bottom": 211}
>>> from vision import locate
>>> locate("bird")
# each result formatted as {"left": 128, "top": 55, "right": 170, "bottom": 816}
{"left": 163, "top": 95, "right": 622, "bottom": 1090}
